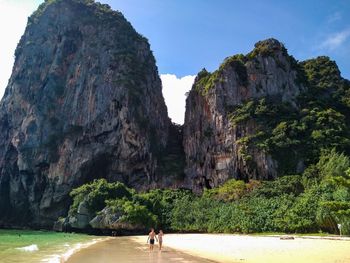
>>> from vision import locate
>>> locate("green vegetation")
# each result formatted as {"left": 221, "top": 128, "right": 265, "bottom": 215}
{"left": 193, "top": 40, "right": 305, "bottom": 95}
{"left": 220, "top": 55, "right": 248, "bottom": 86}
{"left": 29, "top": 0, "right": 111, "bottom": 23}
{"left": 204, "top": 179, "right": 260, "bottom": 201}
{"left": 227, "top": 56, "right": 350, "bottom": 174}
{"left": 194, "top": 68, "right": 222, "bottom": 95}
{"left": 194, "top": 54, "right": 248, "bottom": 95}
{"left": 29, "top": 0, "right": 56, "bottom": 22}
{"left": 69, "top": 179, "right": 134, "bottom": 216}
{"left": 172, "top": 150, "right": 349, "bottom": 234}
{"left": 301, "top": 56, "right": 342, "bottom": 90}
{"left": 67, "top": 149, "right": 350, "bottom": 235}
{"left": 247, "top": 39, "right": 286, "bottom": 59}
{"left": 106, "top": 199, "right": 157, "bottom": 228}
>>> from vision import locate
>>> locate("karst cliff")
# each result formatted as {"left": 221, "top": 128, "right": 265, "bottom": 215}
{"left": 0, "top": 0, "right": 173, "bottom": 227}
{"left": 183, "top": 39, "right": 350, "bottom": 192}
{"left": 1, "top": 0, "right": 349, "bottom": 229}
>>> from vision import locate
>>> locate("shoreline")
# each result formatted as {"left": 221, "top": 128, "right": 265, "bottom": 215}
{"left": 57, "top": 237, "right": 112, "bottom": 263}
{"left": 0, "top": 229, "right": 110, "bottom": 263}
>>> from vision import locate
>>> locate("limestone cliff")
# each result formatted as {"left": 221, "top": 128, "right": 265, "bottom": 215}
{"left": 0, "top": 0, "right": 170, "bottom": 227}
{"left": 1, "top": 0, "right": 348, "bottom": 229}
{"left": 183, "top": 39, "right": 306, "bottom": 192}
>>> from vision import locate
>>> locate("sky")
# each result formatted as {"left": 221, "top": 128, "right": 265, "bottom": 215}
{"left": 0, "top": 0, "right": 350, "bottom": 124}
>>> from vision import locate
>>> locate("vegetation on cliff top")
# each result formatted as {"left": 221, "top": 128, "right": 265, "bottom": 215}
{"left": 247, "top": 38, "right": 288, "bottom": 59}
{"left": 194, "top": 39, "right": 302, "bottom": 95}
{"left": 30, "top": 0, "right": 114, "bottom": 22}
{"left": 194, "top": 54, "right": 248, "bottom": 95}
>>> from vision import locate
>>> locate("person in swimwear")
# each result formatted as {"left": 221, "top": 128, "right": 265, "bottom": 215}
{"left": 147, "top": 228, "right": 158, "bottom": 251}
{"left": 157, "top": 230, "right": 164, "bottom": 250}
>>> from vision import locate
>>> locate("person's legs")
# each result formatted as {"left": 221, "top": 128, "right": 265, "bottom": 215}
{"left": 150, "top": 239, "right": 155, "bottom": 251}
{"left": 159, "top": 241, "right": 162, "bottom": 250}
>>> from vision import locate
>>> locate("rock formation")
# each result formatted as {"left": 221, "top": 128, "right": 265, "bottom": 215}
{"left": 0, "top": 0, "right": 171, "bottom": 227}
{"left": 183, "top": 39, "right": 306, "bottom": 192}
{"left": 1, "top": 0, "right": 349, "bottom": 230}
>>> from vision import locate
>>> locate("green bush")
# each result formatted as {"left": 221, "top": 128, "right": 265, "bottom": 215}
{"left": 135, "top": 189, "right": 193, "bottom": 229}
{"left": 315, "top": 151, "right": 350, "bottom": 234}
{"left": 106, "top": 199, "right": 157, "bottom": 228}
{"left": 204, "top": 179, "right": 259, "bottom": 201}
{"left": 283, "top": 187, "right": 321, "bottom": 232}
{"left": 250, "top": 175, "right": 304, "bottom": 198}
{"left": 69, "top": 179, "right": 134, "bottom": 216}
{"left": 170, "top": 195, "right": 222, "bottom": 232}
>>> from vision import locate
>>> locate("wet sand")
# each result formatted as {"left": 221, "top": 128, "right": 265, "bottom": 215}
{"left": 132, "top": 234, "right": 350, "bottom": 263}
{"left": 66, "top": 237, "right": 217, "bottom": 263}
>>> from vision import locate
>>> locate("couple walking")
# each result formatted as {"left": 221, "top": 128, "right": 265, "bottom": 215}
{"left": 147, "top": 228, "right": 164, "bottom": 251}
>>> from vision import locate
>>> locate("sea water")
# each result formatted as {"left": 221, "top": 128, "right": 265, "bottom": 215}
{"left": 0, "top": 229, "right": 105, "bottom": 263}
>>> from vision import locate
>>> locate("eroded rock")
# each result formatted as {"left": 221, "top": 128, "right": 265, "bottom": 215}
{"left": 183, "top": 39, "right": 305, "bottom": 192}
{"left": 0, "top": 0, "right": 170, "bottom": 227}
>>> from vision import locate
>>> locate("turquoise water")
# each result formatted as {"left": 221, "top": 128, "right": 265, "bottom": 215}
{"left": 0, "top": 229, "right": 104, "bottom": 263}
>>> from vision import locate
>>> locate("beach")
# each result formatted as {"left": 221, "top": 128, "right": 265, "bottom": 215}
{"left": 68, "top": 234, "right": 350, "bottom": 263}
{"left": 3, "top": 230, "right": 348, "bottom": 262}
{"left": 132, "top": 234, "right": 350, "bottom": 263}
{"left": 66, "top": 236, "right": 216, "bottom": 263}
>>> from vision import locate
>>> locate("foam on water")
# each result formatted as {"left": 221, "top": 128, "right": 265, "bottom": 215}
{"left": 16, "top": 244, "right": 39, "bottom": 252}
{"left": 0, "top": 230, "right": 109, "bottom": 263}
{"left": 42, "top": 238, "right": 110, "bottom": 263}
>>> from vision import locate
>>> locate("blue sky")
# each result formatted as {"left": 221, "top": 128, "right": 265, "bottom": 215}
{"left": 0, "top": 0, "right": 349, "bottom": 123}
{"left": 105, "top": 0, "right": 350, "bottom": 78}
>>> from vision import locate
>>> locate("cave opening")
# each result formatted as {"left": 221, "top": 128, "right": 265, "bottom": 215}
{"left": 203, "top": 176, "right": 212, "bottom": 189}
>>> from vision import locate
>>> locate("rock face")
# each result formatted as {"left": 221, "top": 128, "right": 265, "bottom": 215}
{"left": 183, "top": 39, "right": 305, "bottom": 192}
{"left": 0, "top": 0, "right": 170, "bottom": 227}
{"left": 1, "top": 0, "right": 347, "bottom": 230}
{"left": 89, "top": 207, "right": 142, "bottom": 232}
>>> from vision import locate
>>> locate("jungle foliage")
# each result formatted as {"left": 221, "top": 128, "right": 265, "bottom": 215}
{"left": 68, "top": 150, "right": 350, "bottom": 235}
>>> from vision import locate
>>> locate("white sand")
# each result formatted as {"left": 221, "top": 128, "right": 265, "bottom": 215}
{"left": 132, "top": 234, "right": 350, "bottom": 263}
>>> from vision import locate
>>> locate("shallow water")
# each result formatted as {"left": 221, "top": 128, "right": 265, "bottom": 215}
{"left": 0, "top": 229, "right": 101, "bottom": 263}
{"left": 67, "top": 237, "right": 218, "bottom": 263}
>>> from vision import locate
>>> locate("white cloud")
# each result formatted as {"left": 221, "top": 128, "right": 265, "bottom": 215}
{"left": 161, "top": 74, "right": 195, "bottom": 124}
{"left": 0, "top": 0, "right": 42, "bottom": 99}
{"left": 319, "top": 28, "right": 350, "bottom": 51}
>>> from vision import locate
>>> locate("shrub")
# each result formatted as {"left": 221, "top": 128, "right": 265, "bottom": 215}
{"left": 69, "top": 179, "right": 134, "bottom": 216}
{"left": 204, "top": 179, "right": 259, "bottom": 201}
{"left": 106, "top": 199, "right": 157, "bottom": 228}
